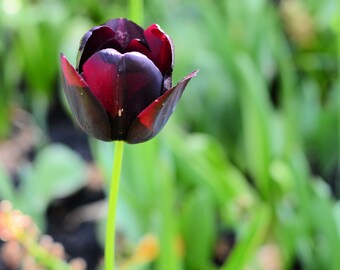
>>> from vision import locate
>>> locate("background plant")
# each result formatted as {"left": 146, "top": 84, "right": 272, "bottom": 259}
{"left": 0, "top": 0, "right": 339, "bottom": 269}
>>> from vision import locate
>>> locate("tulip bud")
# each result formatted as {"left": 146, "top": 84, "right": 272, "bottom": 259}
{"left": 60, "top": 18, "right": 197, "bottom": 143}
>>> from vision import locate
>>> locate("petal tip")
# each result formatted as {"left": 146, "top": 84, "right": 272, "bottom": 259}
{"left": 188, "top": 69, "right": 199, "bottom": 78}
{"left": 60, "top": 52, "right": 67, "bottom": 65}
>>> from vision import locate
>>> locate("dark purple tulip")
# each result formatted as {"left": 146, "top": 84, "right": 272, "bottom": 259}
{"left": 60, "top": 18, "right": 197, "bottom": 144}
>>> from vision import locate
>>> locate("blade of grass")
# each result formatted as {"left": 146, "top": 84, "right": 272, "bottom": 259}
{"left": 336, "top": 0, "right": 340, "bottom": 185}
{"left": 234, "top": 53, "right": 272, "bottom": 200}
{"left": 220, "top": 204, "right": 272, "bottom": 270}
{"left": 156, "top": 152, "right": 182, "bottom": 270}
{"left": 272, "top": 27, "right": 300, "bottom": 155}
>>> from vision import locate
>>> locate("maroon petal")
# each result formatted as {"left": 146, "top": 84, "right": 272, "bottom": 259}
{"left": 144, "top": 24, "right": 174, "bottom": 76}
{"left": 126, "top": 24, "right": 174, "bottom": 78}
{"left": 126, "top": 70, "right": 199, "bottom": 144}
{"left": 82, "top": 49, "right": 163, "bottom": 140}
{"left": 83, "top": 49, "right": 120, "bottom": 118}
{"left": 104, "top": 18, "right": 146, "bottom": 50}
{"left": 60, "top": 54, "right": 112, "bottom": 141}
{"left": 76, "top": 26, "right": 120, "bottom": 73}
{"left": 126, "top": 39, "right": 150, "bottom": 57}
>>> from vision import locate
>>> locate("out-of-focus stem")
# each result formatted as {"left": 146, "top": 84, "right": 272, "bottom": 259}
{"left": 129, "top": 0, "right": 144, "bottom": 25}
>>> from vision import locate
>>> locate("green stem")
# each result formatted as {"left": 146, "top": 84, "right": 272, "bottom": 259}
{"left": 337, "top": 0, "right": 340, "bottom": 188}
{"left": 129, "top": 0, "right": 144, "bottom": 25}
{"left": 105, "top": 141, "right": 125, "bottom": 270}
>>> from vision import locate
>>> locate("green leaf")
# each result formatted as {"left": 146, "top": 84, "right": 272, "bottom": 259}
{"left": 23, "top": 144, "right": 87, "bottom": 204}
{"left": 155, "top": 156, "right": 182, "bottom": 270}
{"left": 235, "top": 53, "right": 272, "bottom": 199}
{"left": 221, "top": 204, "right": 272, "bottom": 270}
{"left": 168, "top": 132, "right": 256, "bottom": 208}
{"left": 182, "top": 189, "right": 216, "bottom": 270}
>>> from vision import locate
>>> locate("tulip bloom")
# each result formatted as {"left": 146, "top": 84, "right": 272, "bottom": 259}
{"left": 60, "top": 18, "right": 197, "bottom": 143}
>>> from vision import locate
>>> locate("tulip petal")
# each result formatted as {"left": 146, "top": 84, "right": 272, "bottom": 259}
{"left": 83, "top": 49, "right": 120, "bottom": 118}
{"left": 144, "top": 24, "right": 174, "bottom": 76}
{"left": 104, "top": 18, "right": 146, "bottom": 50}
{"left": 126, "top": 24, "right": 174, "bottom": 79}
{"left": 60, "top": 54, "right": 112, "bottom": 141}
{"left": 126, "top": 70, "right": 199, "bottom": 144}
{"left": 76, "top": 26, "right": 119, "bottom": 73}
{"left": 83, "top": 49, "right": 163, "bottom": 140}
{"left": 126, "top": 39, "right": 150, "bottom": 57}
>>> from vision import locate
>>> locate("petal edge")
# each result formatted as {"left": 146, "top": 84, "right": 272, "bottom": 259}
{"left": 126, "top": 70, "right": 198, "bottom": 143}
{"left": 76, "top": 26, "right": 119, "bottom": 73}
{"left": 104, "top": 18, "right": 146, "bottom": 50}
{"left": 60, "top": 53, "right": 112, "bottom": 141}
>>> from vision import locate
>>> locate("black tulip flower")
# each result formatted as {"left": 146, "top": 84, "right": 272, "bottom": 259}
{"left": 60, "top": 18, "right": 197, "bottom": 144}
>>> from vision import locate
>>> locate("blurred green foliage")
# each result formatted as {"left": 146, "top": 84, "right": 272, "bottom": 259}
{"left": 0, "top": 144, "right": 87, "bottom": 229}
{"left": 1, "top": 0, "right": 340, "bottom": 269}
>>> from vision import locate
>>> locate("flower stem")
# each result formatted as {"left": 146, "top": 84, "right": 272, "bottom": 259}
{"left": 105, "top": 141, "right": 125, "bottom": 270}
{"left": 129, "top": 0, "right": 144, "bottom": 25}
